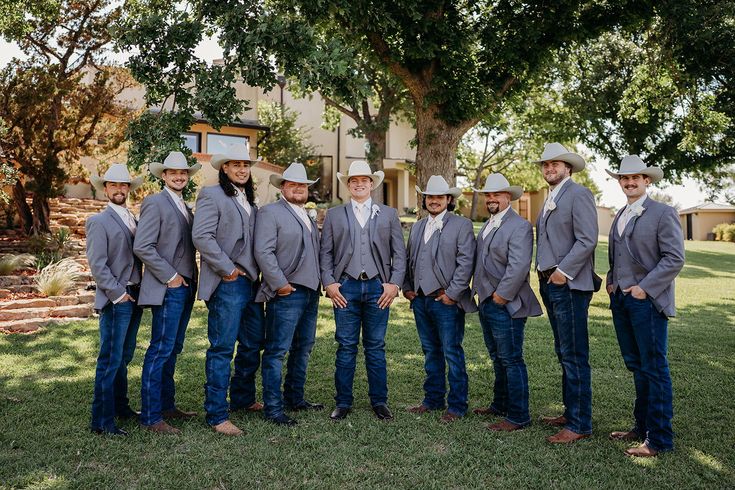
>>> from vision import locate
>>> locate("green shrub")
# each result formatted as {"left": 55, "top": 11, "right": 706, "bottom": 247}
{"left": 712, "top": 222, "right": 729, "bottom": 241}
{"left": 0, "top": 253, "right": 36, "bottom": 275}
{"left": 722, "top": 223, "right": 735, "bottom": 243}
{"left": 28, "top": 228, "right": 74, "bottom": 270}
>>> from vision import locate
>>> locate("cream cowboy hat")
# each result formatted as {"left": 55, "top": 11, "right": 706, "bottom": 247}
{"left": 336, "top": 160, "right": 385, "bottom": 189}
{"left": 416, "top": 175, "right": 462, "bottom": 198}
{"left": 210, "top": 142, "right": 258, "bottom": 171}
{"left": 472, "top": 173, "right": 523, "bottom": 201}
{"left": 534, "top": 142, "right": 586, "bottom": 172}
{"left": 91, "top": 164, "right": 144, "bottom": 194}
{"left": 605, "top": 154, "right": 663, "bottom": 183}
{"left": 269, "top": 162, "right": 319, "bottom": 187}
{"left": 149, "top": 151, "right": 201, "bottom": 178}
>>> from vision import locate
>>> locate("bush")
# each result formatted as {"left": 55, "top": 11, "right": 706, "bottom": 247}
{"left": 712, "top": 222, "right": 729, "bottom": 241}
{"left": 722, "top": 223, "right": 735, "bottom": 243}
{"left": 28, "top": 228, "right": 74, "bottom": 270}
{"left": 34, "top": 258, "right": 83, "bottom": 297}
{"left": 0, "top": 253, "right": 36, "bottom": 275}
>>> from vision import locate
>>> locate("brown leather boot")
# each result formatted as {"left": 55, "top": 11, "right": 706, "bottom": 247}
{"left": 439, "top": 412, "right": 460, "bottom": 424}
{"left": 162, "top": 408, "right": 197, "bottom": 420}
{"left": 539, "top": 415, "right": 568, "bottom": 427}
{"left": 609, "top": 430, "right": 641, "bottom": 441}
{"left": 546, "top": 428, "right": 590, "bottom": 444}
{"left": 487, "top": 420, "right": 525, "bottom": 432}
{"left": 625, "top": 443, "right": 659, "bottom": 458}
{"left": 143, "top": 420, "right": 181, "bottom": 435}
{"left": 407, "top": 404, "right": 432, "bottom": 414}
{"left": 212, "top": 420, "right": 244, "bottom": 436}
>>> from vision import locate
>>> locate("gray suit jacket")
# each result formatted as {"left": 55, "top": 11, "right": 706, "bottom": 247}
{"left": 86, "top": 207, "right": 141, "bottom": 311}
{"left": 606, "top": 197, "right": 685, "bottom": 317}
{"left": 133, "top": 190, "right": 198, "bottom": 307}
{"left": 535, "top": 179, "right": 600, "bottom": 291}
{"left": 192, "top": 185, "right": 259, "bottom": 302}
{"left": 404, "top": 213, "right": 477, "bottom": 312}
{"left": 476, "top": 208, "right": 542, "bottom": 319}
{"left": 254, "top": 199, "right": 320, "bottom": 302}
{"left": 320, "top": 202, "right": 406, "bottom": 287}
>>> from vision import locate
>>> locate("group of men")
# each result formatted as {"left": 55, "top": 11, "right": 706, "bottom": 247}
{"left": 87, "top": 142, "right": 684, "bottom": 458}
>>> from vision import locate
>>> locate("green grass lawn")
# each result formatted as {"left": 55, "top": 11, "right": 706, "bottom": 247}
{"left": 1, "top": 239, "right": 734, "bottom": 489}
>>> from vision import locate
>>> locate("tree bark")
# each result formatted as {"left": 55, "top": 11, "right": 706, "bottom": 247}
{"left": 470, "top": 171, "right": 485, "bottom": 220}
{"left": 365, "top": 128, "right": 387, "bottom": 204}
{"left": 12, "top": 181, "right": 33, "bottom": 235}
{"left": 31, "top": 192, "right": 51, "bottom": 234}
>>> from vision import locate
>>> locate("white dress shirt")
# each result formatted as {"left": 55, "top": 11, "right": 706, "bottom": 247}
{"left": 352, "top": 198, "right": 372, "bottom": 228}
{"left": 107, "top": 203, "right": 137, "bottom": 303}
{"left": 285, "top": 199, "right": 312, "bottom": 231}
{"left": 481, "top": 205, "right": 510, "bottom": 239}
{"left": 165, "top": 186, "right": 190, "bottom": 222}
{"left": 235, "top": 188, "right": 252, "bottom": 215}
{"left": 543, "top": 176, "right": 571, "bottom": 217}
{"left": 617, "top": 194, "right": 648, "bottom": 236}
{"left": 424, "top": 209, "right": 447, "bottom": 243}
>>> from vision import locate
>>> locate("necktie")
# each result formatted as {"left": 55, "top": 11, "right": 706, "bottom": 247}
{"left": 423, "top": 219, "right": 438, "bottom": 243}
{"left": 125, "top": 210, "right": 137, "bottom": 235}
{"left": 355, "top": 204, "right": 368, "bottom": 228}
{"left": 482, "top": 217, "right": 498, "bottom": 239}
{"left": 175, "top": 197, "right": 189, "bottom": 222}
{"left": 237, "top": 190, "right": 252, "bottom": 215}
{"left": 543, "top": 196, "right": 555, "bottom": 217}
{"left": 298, "top": 206, "right": 312, "bottom": 231}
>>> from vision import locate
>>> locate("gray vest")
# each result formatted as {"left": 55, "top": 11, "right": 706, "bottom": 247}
{"left": 233, "top": 208, "right": 259, "bottom": 281}
{"left": 289, "top": 224, "right": 320, "bottom": 291}
{"left": 175, "top": 212, "right": 197, "bottom": 281}
{"left": 611, "top": 228, "right": 637, "bottom": 293}
{"left": 415, "top": 232, "right": 442, "bottom": 294}
{"left": 345, "top": 207, "right": 380, "bottom": 280}
{"left": 474, "top": 229, "right": 498, "bottom": 303}
{"left": 535, "top": 217, "right": 556, "bottom": 272}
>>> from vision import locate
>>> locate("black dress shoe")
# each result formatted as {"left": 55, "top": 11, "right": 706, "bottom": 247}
{"left": 330, "top": 407, "right": 351, "bottom": 421}
{"left": 91, "top": 427, "right": 129, "bottom": 436}
{"left": 287, "top": 400, "right": 325, "bottom": 412}
{"left": 372, "top": 405, "right": 393, "bottom": 420}
{"left": 267, "top": 414, "right": 298, "bottom": 427}
{"left": 116, "top": 407, "right": 140, "bottom": 420}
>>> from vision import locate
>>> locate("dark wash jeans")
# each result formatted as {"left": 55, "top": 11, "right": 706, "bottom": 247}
{"left": 610, "top": 289, "right": 674, "bottom": 451}
{"left": 204, "top": 276, "right": 265, "bottom": 426}
{"left": 90, "top": 287, "right": 143, "bottom": 432}
{"left": 261, "top": 285, "right": 319, "bottom": 419}
{"left": 412, "top": 295, "right": 468, "bottom": 416}
{"left": 333, "top": 277, "right": 390, "bottom": 408}
{"left": 478, "top": 298, "right": 530, "bottom": 426}
{"left": 140, "top": 282, "right": 195, "bottom": 426}
{"left": 539, "top": 280, "right": 593, "bottom": 434}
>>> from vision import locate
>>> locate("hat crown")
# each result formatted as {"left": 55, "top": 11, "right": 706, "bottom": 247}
{"left": 103, "top": 163, "right": 134, "bottom": 183}
{"left": 619, "top": 155, "right": 647, "bottom": 173}
{"left": 539, "top": 142, "right": 571, "bottom": 161}
{"left": 482, "top": 173, "right": 512, "bottom": 191}
{"left": 218, "top": 142, "right": 251, "bottom": 163}
{"left": 282, "top": 162, "right": 309, "bottom": 182}
{"left": 425, "top": 175, "right": 451, "bottom": 192}
{"left": 163, "top": 151, "right": 190, "bottom": 169}
{"left": 345, "top": 160, "right": 374, "bottom": 178}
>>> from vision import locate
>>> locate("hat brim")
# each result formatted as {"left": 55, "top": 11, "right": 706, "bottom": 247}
{"left": 472, "top": 185, "right": 524, "bottom": 201}
{"left": 149, "top": 162, "right": 202, "bottom": 179}
{"left": 91, "top": 175, "right": 144, "bottom": 195}
{"left": 415, "top": 185, "right": 462, "bottom": 198}
{"left": 269, "top": 174, "right": 319, "bottom": 188}
{"left": 605, "top": 167, "right": 663, "bottom": 184}
{"left": 337, "top": 170, "right": 385, "bottom": 190}
{"left": 210, "top": 154, "right": 258, "bottom": 171}
{"left": 535, "top": 152, "right": 586, "bottom": 172}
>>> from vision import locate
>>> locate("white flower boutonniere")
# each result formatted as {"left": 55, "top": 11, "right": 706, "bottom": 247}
{"left": 545, "top": 199, "right": 557, "bottom": 212}
{"left": 371, "top": 204, "right": 380, "bottom": 219}
{"left": 435, "top": 219, "right": 444, "bottom": 232}
{"left": 488, "top": 219, "right": 500, "bottom": 230}
{"left": 631, "top": 205, "right": 645, "bottom": 217}
{"left": 307, "top": 208, "right": 317, "bottom": 221}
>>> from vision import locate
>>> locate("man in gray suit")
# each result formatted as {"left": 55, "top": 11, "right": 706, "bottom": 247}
{"left": 472, "top": 173, "right": 542, "bottom": 432}
{"left": 192, "top": 144, "right": 264, "bottom": 437}
{"left": 605, "top": 155, "right": 685, "bottom": 457}
{"left": 134, "top": 151, "right": 200, "bottom": 434}
{"left": 255, "top": 163, "right": 323, "bottom": 426}
{"left": 403, "top": 176, "right": 475, "bottom": 423}
{"left": 87, "top": 164, "right": 144, "bottom": 436}
{"left": 320, "top": 160, "right": 406, "bottom": 421}
{"left": 534, "top": 143, "right": 600, "bottom": 444}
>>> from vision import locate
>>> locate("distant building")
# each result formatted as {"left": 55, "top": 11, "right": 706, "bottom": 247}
{"left": 679, "top": 202, "right": 735, "bottom": 240}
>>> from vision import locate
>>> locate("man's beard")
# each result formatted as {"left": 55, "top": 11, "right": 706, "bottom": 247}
{"left": 109, "top": 193, "right": 126, "bottom": 205}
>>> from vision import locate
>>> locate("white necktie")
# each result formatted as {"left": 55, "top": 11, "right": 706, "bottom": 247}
{"left": 125, "top": 210, "right": 137, "bottom": 235}
{"left": 482, "top": 217, "right": 498, "bottom": 239}
{"left": 423, "top": 219, "right": 438, "bottom": 243}
{"left": 237, "top": 190, "right": 252, "bottom": 215}
{"left": 355, "top": 204, "right": 368, "bottom": 228}
{"left": 543, "top": 196, "right": 555, "bottom": 217}
{"left": 175, "top": 197, "right": 189, "bottom": 222}
{"left": 298, "top": 206, "right": 312, "bottom": 231}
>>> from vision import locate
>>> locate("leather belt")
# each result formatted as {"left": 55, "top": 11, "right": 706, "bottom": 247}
{"left": 538, "top": 267, "right": 557, "bottom": 281}
{"left": 417, "top": 288, "right": 444, "bottom": 298}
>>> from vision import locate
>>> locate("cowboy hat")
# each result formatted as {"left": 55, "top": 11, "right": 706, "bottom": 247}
{"left": 91, "top": 164, "right": 144, "bottom": 194}
{"left": 534, "top": 142, "right": 586, "bottom": 172}
{"left": 472, "top": 173, "right": 523, "bottom": 200}
{"left": 336, "top": 160, "right": 385, "bottom": 189}
{"left": 416, "top": 175, "right": 462, "bottom": 198}
{"left": 210, "top": 142, "right": 258, "bottom": 171}
{"left": 148, "top": 151, "right": 201, "bottom": 179}
{"left": 605, "top": 154, "right": 663, "bottom": 183}
{"left": 269, "top": 162, "right": 319, "bottom": 188}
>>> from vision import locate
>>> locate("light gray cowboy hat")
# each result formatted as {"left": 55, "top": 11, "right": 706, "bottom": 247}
{"left": 336, "top": 160, "right": 385, "bottom": 189}
{"left": 210, "top": 142, "right": 258, "bottom": 171}
{"left": 269, "top": 162, "right": 319, "bottom": 188}
{"left": 534, "top": 142, "right": 586, "bottom": 172}
{"left": 149, "top": 151, "right": 202, "bottom": 179}
{"left": 473, "top": 173, "right": 523, "bottom": 201}
{"left": 91, "top": 163, "right": 144, "bottom": 194}
{"left": 416, "top": 175, "right": 462, "bottom": 198}
{"left": 605, "top": 154, "right": 664, "bottom": 184}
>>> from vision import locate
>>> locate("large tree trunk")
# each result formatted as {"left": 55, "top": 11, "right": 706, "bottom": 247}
{"left": 31, "top": 192, "right": 51, "bottom": 234}
{"left": 12, "top": 181, "right": 33, "bottom": 235}
{"left": 365, "top": 128, "right": 387, "bottom": 205}
{"left": 469, "top": 171, "right": 485, "bottom": 221}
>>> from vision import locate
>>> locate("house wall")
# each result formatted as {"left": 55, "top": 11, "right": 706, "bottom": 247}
{"left": 680, "top": 211, "right": 735, "bottom": 240}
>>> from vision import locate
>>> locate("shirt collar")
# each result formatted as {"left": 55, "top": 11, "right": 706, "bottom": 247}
{"left": 283, "top": 198, "right": 305, "bottom": 213}
{"left": 164, "top": 186, "right": 183, "bottom": 202}
{"left": 549, "top": 176, "right": 571, "bottom": 200}
{"left": 428, "top": 209, "right": 447, "bottom": 224}
{"left": 351, "top": 198, "right": 372, "bottom": 210}
{"left": 626, "top": 193, "right": 648, "bottom": 211}
{"left": 107, "top": 202, "right": 130, "bottom": 215}
{"left": 489, "top": 205, "right": 510, "bottom": 222}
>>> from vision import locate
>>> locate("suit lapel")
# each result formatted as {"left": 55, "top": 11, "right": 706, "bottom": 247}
{"left": 106, "top": 207, "right": 134, "bottom": 252}
{"left": 543, "top": 179, "right": 572, "bottom": 228}
{"left": 369, "top": 204, "right": 383, "bottom": 263}
{"left": 163, "top": 190, "right": 189, "bottom": 229}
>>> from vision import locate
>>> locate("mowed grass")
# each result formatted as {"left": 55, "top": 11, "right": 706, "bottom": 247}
{"left": 1, "top": 239, "right": 734, "bottom": 489}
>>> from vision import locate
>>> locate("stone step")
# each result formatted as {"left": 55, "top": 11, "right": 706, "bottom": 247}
{"left": 0, "top": 303, "right": 94, "bottom": 322}
{"left": 0, "top": 292, "right": 95, "bottom": 310}
{"left": 0, "top": 316, "right": 92, "bottom": 333}
{"left": 0, "top": 276, "right": 34, "bottom": 287}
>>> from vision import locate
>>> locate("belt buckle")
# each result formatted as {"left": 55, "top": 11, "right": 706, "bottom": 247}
{"left": 359, "top": 271, "right": 369, "bottom": 280}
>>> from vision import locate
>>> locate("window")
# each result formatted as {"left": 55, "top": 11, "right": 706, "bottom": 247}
{"left": 206, "top": 134, "right": 249, "bottom": 154}
{"left": 181, "top": 132, "right": 201, "bottom": 153}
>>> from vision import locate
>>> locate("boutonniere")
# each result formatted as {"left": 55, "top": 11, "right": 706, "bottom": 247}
{"left": 435, "top": 219, "right": 444, "bottom": 232}
{"left": 307, "top": 208, "right": 317, "bottom": 221}
{"left": 546, "top": 199, "right": 557, "bottom": 211}
{"left": 631, "top": 205, "right": 645, "bottom": 217}
{"left": 371, "top": 204, "right": 380, "bottom": 219}
{"left": 488, "top": 219, "right": 500, "bottom": 230}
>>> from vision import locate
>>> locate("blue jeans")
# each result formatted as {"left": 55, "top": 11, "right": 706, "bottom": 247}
{"left": 539, "top": 281, "right": 593, "bottom": 434}
{"left": 140, "top": 282, "right": 195, "bottom": 426}
{"left": 261, "top": 285, "right": 319, "bottom": 419}
{"left": 412, "top": 295, "right": 468, "bottom": 416}
{"left": 333, "top": 278, "right": 390, "bottom": 408}
{"left": 90, "top": 287, "right": 143, "bottom": 432}
{"left": 204, "top": 276, "right": 265, "bottom": 426}
{"left": 610, "top": 290, "right": 674, "bottom": 451}
{"left": 479, "top": 298, "right": 530, "bottom": 426}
